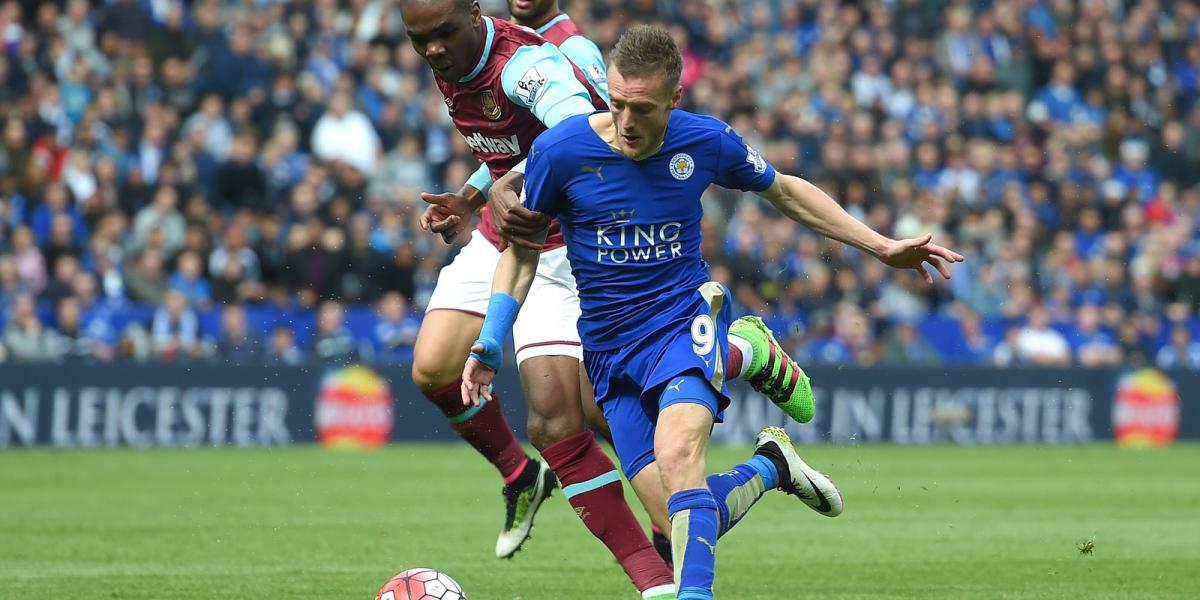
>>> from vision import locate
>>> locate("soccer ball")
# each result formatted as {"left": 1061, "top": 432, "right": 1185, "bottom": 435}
{"left": 376, "top": 568, "right": 466, "bottom": 600}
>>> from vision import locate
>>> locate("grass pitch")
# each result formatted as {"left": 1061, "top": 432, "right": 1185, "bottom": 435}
{"left": 1, "top": 443, "right": 1197, "bottom": 599}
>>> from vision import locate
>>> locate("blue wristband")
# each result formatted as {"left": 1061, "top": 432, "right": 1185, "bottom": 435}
{"left": 470, "top": 293, "right": 520, "bottom": 371}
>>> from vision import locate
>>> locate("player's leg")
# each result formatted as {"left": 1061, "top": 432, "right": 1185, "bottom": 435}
{"left": 412, "top": 309, "right": 532, "bottom": 479}
{"left": 653, "top": 380, "right": 720, "bottom": 600}
{"left": 727, "top": 317, "right": 816, "bottom": 423}
{"left": 414, "top": 233, "right": 547, "bottom": 552}
{"left": 583, "top": 361, "right": 673, "bottom": 564}
{"left": 597, "top": 377, "right": 680, "bottom": 600}
{"left": 512, "top": 254, "right": 675, "bottom": 594}
{"left": 580, "top": 363, "right": 614, "bottom": 445}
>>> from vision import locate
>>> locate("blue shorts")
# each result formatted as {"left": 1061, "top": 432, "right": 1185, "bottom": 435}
{"left": 584, "top": 282, "right": 732, "bottom": 479}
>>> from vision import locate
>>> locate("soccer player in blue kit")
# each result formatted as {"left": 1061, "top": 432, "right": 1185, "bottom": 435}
{"left": 462, "top": 25, "right": 965, "bottom": 599}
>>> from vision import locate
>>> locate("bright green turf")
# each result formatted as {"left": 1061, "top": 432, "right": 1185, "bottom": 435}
{"left": 1, "top": 443, "right": 1198, "bottom": 599}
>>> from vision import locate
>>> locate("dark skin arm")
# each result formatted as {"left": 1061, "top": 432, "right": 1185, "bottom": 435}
{"left": 489, "top": 170, "right": 550, "bottom": 250}
{"left": 419, "top": 184, "right": 486, "bottom": 244}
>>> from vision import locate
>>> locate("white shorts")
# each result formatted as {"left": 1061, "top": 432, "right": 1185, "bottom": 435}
{"left": 426, "top": 230, "right": 582, "bottom": 365}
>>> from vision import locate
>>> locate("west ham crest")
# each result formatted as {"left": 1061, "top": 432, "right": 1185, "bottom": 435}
{"left": 444, "top": 96, "right": 454, "bottom": 113}
{"left": 481, "top": 91, "right": 501, "bottom": 121}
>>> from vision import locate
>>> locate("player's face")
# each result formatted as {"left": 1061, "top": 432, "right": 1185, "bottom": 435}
{"left": 607, "top": 67, "right": 682, "bottom": 160}
{"left": 402, "top": 0, "right": 483, "bottom": 81}
{"left": 508, "top": 0, "right": 557, "bottom": 23}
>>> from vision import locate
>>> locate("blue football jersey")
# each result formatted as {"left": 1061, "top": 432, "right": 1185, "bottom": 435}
{"left": 522, "top": 110, "right": 777, "bottom": 350}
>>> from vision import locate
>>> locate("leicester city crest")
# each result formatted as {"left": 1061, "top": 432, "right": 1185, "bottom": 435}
{"left": 669, "top": 153, "right": 695, "bottom": 180}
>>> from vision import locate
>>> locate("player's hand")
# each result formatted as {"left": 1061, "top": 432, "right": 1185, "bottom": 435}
{"left": 461, "top": 343, "right": 498, "bottom": 407}
{"left": 490, "top": 172, "right": 549, "bottom": 251}
{"left": 419, "top": 190, "right": 475, "bottom": 244}
{"left": 878, "top": 234, "right": 965, "bottom": 284}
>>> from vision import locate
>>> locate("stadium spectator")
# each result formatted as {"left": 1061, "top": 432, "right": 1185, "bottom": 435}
{"left": 373, "top": 291, "right": 419, "bottom": 365}
{"left": 212, "top": 304, "right": 262, "bottom": 364}
{"left": 0, "top": 0, "right": 1196, "bottom": 367}
{"left": 51, "top": 296, "right": 114, "bottom": 362}
{"left": 213, "top": 133, "right": 266, "bottom": 213}
{"left": 0, "top": 255, "right": 23, "bottom": 308}
{"left": 958, "top": 309, "right": 998, "bottom": 365}
{"left": 311, "top": 90, "right": 381, "bottom": 177}
{"left": 265, "top": 324, "right": 304, "bottom": 366}
{"left": 124, "top": 248, "right": 168, "bottom": 305}
{"left": 42, "top": 212, "right": 84, "bottom": 269}
{"left": 40, "top": 254, "right": 82, "bottom": 306}
{"left": 208, "top": 222, "right": 261, "bottom": 285}
{"left": 881, "top": 320, "right": 941, "bottom": 366}
{"left": 150, "top": 289, "right": 202, "bottom": 362}
{"left": 3, "top": 293, "right": 56, "bottom": 362}
{"left": 1156, "top": 326, "right": 1200, "bottom": 370}
{"left": 1070, "top": 304, "right": 1122, "bottom": 367}
{"left": 131, "top": 185, "right": 186, "bottom": 255}
{"left": 312, "top": 299, "right": 358, "bottom": 365}
{"left": 1015, "top": 306, "right": 1072, "bottom": 367}
{"left": 10, "top": 226, "right": 46, "bottom": 295}
{"left": 170, "top": 250, "right": 213, "bottom": 309}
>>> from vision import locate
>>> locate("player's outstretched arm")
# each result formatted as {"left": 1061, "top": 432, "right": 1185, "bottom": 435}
{"left": 419, "top": 179, "right": 486, "bottom": 244}
{"left": 461, "top": 228, "right": 549, "bottom": 406}
{"left": 757, "top": 174, "right": 965, "bottom": 283}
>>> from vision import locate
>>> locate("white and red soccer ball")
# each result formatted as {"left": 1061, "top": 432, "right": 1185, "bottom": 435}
{"left": 376, "top": 568, "right": 466, "bottom": 600}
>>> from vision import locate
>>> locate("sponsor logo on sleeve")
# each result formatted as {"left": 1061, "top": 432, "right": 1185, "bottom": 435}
{"left": 746, "top": 146, "right": 766, "bottom": 174}
{"left": 585, "top": 63, "right": 607, "bottom": 85}
{"left": 515, "top": 66, "right": 547, "bottom": 105}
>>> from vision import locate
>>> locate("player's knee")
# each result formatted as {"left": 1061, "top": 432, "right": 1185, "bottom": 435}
{"left": 526, "top": 410, "right": 583, "bottom": 450}
{"left": 654, "top": 434, "right": 707, "bottom": 491}
{"left": 411, "top": 360, "right": 453, "bottom": 392}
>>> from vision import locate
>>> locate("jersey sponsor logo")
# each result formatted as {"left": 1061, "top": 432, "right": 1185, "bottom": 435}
{"left": 515, "top": 66, "right": 547, "bottom": 105}
{"left": 462, "top": 132, "right": 522, "bottom": 155}
{"left": 746, "top": 146, "right": 766, "bottom": 174}
{"left": 481, "top": 91, "right": 501, "bottom": 120}
{"left": 669, "top": 153, "right": 695, "bottom": 180}
{"left": 594, "top": 219, "right": 684, "bottom": 264}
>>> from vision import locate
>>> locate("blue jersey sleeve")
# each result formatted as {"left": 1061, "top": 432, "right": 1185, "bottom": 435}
{"left": 714, "top": 126, "right": 776, "bottom": 192}
{"left": 501, "top": 44, "right": 597, "bottom": 129}
{"left": 521, "top": 138, "right": 565, "bottom": 218}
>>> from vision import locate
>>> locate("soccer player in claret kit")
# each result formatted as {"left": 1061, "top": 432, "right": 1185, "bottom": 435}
{"left": 507, "top": 0, "right": 609, "bottom": 102}
{"left": 400, "top": 1, "right": 824, "bottom": 594}
{"left": 462, "top": 26, "right": 964, "bottom": 599}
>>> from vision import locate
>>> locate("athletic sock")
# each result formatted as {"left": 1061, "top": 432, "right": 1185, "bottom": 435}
{"left": 706, "top": 456, "right": 777, "bottom": 536}
{"left": 424, "top": 378, "right": 529, "bottom": 480}
{"left": 541, "top": 431, "right": 675, "bottom": 594}
{"left": 727, "top": 334, "right": 754, "bottom": 379}
{"left": 668, "top": 488, "right": 720, "bottom": 600}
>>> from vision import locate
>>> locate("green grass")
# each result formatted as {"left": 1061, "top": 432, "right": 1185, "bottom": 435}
{"left": 1, "top": 443, "right": 1198, "bottom": 599}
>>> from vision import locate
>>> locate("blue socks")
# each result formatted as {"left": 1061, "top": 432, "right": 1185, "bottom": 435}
{"left": 668, "top": 488, "right": 720, "bottom": 600}
{"left": 706, "top": 455, "right": 778, "bottom": 535}
{"left": 666, "top": 459, "right": 780, "bottom": 599}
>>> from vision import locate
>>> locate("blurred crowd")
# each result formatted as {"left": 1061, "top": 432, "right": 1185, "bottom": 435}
{"left": 1, "top": 0, "right": 1200, "bottom": 370}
